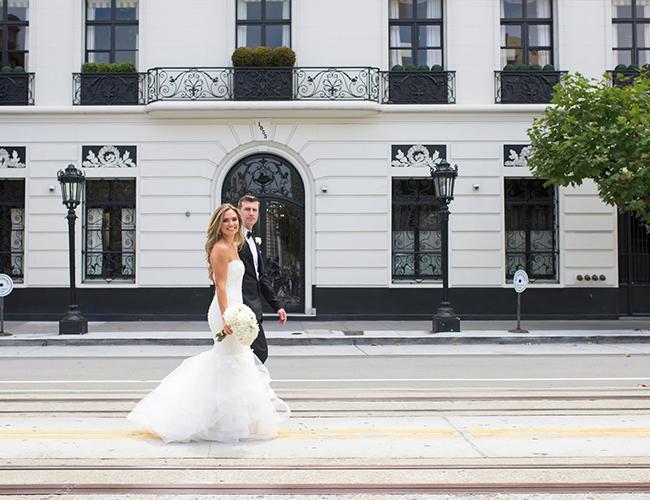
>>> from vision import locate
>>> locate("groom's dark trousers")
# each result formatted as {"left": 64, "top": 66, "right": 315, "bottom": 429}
{"left": 238, "top": 238, "right": 283, "bottom": 364}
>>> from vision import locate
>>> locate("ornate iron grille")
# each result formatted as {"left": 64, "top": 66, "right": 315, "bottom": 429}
{"left": 294, "top": 68, "right": 380, "bottom": 101}
{"left": 0, "top": 180, "right": 24, "bottom": 282}
{"left": 0, "top": 73, "right": 34, "bottom": 106}
{"left": 73, "top": 73, "right": 146, "bottom": 105}
{"left": 392, "top": 178, "right": 442, "bottom": 281}
{"left": 222, "top": 154, "right": 304, "bottom": 312}
{"left": 84, "top": 179, "right": 136, "bottom": 282}
{"left": 382, "top": 71, "right": 455, "bottom": 104}
{"left": 495, "top": 70, "right": 566, "bottom": 104}
{"left": 505, "top": 178, "right": 558, "bottom": 281}
{"left": 619, "top": 211, "right": 650, "bottom": 315}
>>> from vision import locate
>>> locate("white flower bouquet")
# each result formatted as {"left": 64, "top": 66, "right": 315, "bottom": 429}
{"left": 216, "top": 303, "right": 259, "bottom": 346}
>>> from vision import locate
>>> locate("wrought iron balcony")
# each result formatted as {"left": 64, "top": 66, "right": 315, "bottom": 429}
{"left": 73, "top": 73, "right": 147, "bottom": 105}
{"left": 607, "top": 69, "right": 645, "bottom": 87}
{"left": 147, "top": 67, "right": 381, "bottom": 102}
{"left": 0, "top": 73, "right": 34, "bottom": 105}
{"left": 495, "top": 70, "right": 567, "bottom": 104}
{"left": 381, "top": 71, "right": 455, "bottom": 104}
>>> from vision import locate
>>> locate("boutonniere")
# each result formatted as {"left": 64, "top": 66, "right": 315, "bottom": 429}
{"left": 254, "top": 237, "right": 262, "bottom": 246}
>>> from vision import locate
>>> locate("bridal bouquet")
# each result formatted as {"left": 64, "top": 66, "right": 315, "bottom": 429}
{"left": 216, "top": 304, "right": 259, "bottom": 346}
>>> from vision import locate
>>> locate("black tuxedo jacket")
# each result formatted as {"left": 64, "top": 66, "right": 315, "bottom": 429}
{"left": 238, "top": 237, "right": 283, "bottom": 321}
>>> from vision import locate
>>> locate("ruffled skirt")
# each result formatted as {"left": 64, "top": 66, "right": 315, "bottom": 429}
{"left": 127, "top": 345, "right": 290, "bottom": 443}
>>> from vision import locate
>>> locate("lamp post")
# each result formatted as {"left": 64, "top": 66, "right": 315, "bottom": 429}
{"left": 57, "top": 164, "right": 88, "bottom": 335}
{"left": 430, "top": 159, "right": 460, "bottom": 333}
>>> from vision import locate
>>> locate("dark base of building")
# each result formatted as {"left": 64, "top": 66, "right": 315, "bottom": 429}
{"left": 4, "top": 286, "right": 629, "bottom": 321}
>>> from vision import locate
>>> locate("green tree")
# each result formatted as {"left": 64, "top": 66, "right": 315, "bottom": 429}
{"left": 527, "top": 71, "right": 650, "bottom": 226}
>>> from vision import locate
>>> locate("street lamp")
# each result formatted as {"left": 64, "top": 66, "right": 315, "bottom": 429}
{"left": 430, "top": 159, "right": 460, "bottom": 333}
{"left": 57, "top": 164, "right": 88, "bottom": 334}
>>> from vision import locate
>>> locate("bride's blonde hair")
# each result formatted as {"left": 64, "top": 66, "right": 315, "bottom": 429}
{"left": 205, "top": 204, "right": 245, "bottom": 282}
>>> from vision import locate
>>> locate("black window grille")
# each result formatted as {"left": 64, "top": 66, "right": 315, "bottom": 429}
{"left": 612, "top": 0, "right": 650, "bottom": 66}
{"left": 85, "top": 0, "right": 139, "bottom": 66}
{"left": 1, "top": 1, "right": 29, "bottom": 69}
{"left": 389, "top": 0, "right": 443, "bottom": 69}
{"left": 236, "top": 0, "right": 291, "bottom": 49}
{"left": 84, "top": 179, "right": 136, "bottom": 282}
{"left": 392, "top": 178, "right": 442, "bottom": 281}
{"left": 0, "top": 179, "right": 24, "bottom": 282}
{"left": 500, "top": 0, "right": 553, "bottom": 67}
{"left": 505, "top": 178, "right": 558, "bottom": 281}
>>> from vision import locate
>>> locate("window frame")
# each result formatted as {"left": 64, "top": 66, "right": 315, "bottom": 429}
{"left": 504, "top": 177, "right": 559, "bottom": 283}
{"left": 612, "top": 0, "right": 650, "bottom": 66}
{"left": 0, "top": 1, "right": 29, "bottom": 69}
{"left": 236, "top": 0, "right": 292, "bottom": 49}
{"left": 389, "top": 0, "right": 444, "bottom": 69}
{"left": 500, "top": 0, "right": 554, "bottom": 67}
{"left": 83, "top": 178, "right": 136, "bottom": 283}
{"left": 85, "top": 0, "right": 139, "bottom": 67}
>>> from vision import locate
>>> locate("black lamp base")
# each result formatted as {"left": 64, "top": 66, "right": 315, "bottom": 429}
{"left": 433, "top": 302, "right": 461, "bottom": 333}
{"left": 59, "top": 305, "right": 88, "bottom": 335}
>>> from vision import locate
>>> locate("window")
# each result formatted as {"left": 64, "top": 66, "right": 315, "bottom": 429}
{"left": 84, "top": 179, "right": 136, "bottom": 282}
{"left": 237, "top": 0, "right": 290, "bottom": 49}
{"left": 1, "top": 1, "right": 29, "bottom": 69}
{"left": 85, "top": 0, "right": 139, "bottom": 66}
{"left": 613, "top": 0, "right": 650, "bottom": 66}
{"left": 389, "top": 0, "right": 443, "bottom": 69}
{"left": 0, "top": 180, "right": 24, "bottom": 282}
{"left": 500, "top": 0, "right": 553, "bottom": 68}
{"left": 505, "top": 178, "right": 558, "bottom": 281}
{"left": 392, "top": 178, "right": 442, "bottom": 281}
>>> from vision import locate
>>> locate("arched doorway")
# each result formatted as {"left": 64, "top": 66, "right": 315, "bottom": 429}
{"left": 222, "top": 153, "right": 305, "bottom": 313}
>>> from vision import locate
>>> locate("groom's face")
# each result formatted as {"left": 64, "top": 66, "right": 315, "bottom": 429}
{"left": 240, "top": 201, "right": 259, "bottom": 230}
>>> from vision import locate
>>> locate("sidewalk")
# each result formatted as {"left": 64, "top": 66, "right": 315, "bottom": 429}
{"left": 1, "top": 318, "right": 649, "bottom": 346}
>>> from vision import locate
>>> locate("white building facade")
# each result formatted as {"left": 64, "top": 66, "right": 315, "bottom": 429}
{"left": 2, "top": 0, "right": 649, "bottom": 321}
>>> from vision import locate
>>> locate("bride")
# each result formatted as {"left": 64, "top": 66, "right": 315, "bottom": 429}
{"left": 127, "top": 203, "right": 290, "bottom": 443}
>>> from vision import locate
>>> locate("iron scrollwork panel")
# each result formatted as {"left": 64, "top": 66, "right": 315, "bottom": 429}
{"left": 383, "top": 71, "right": 455, "bottom": 104}
{"left": 496, "top": 71, "right": 564, "bottom": 104}
{"left": 294, "top": 67, "right": 380, "bottom": 101}
{"left": 505, "top": 178, "right": 558, "bottom": 281}
{"left": 84, "top": 180, "right": 136, "bottom": 282}
{"left": 0, "top": 73, "right": 34, "bottom": 106}
{"left": 147, "top": 68, "right": 232, "bottom": 102}
{"left": 74, "top": 73, "right": 146, "bottom": 106}
{"left": 0, "top": 180, "right": 25, "bottom": 281}
{"left": 264, "top": 201, "right": 304, "bottom": 311}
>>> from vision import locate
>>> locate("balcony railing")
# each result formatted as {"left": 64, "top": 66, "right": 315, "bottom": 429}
{"left": 607, "top": 69, "right": 645, "bottom": 87}
{"left": 0, "top": 73, "right": 34, "bottom": 105}
{"left": 381, "top": 71, "right": 455, "bottom": 104}
{"left": 73, "top": 73, "right": 147, "bottom": 105}
{"left": 495, "top": 70, "right": 567, "bottom": 104}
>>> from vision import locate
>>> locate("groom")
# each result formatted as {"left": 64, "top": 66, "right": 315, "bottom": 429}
{"left": 238, "top": 195, "right": 287, "bottom": 363}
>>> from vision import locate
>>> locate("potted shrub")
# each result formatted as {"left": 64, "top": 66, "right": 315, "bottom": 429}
{"left": 77, "top": 61, "right": 141, "bottom": 105}
{"left": 499, "top": 62, "right": 563, "bottom": 103}
{"left": 0, "top": 65, "right": 31, "bottom": 105}
{"left": 232, "top": 46, "right": 295, "bottom": 101}
{"left": 387, "top": 61, "right": 451, "bottom": 104}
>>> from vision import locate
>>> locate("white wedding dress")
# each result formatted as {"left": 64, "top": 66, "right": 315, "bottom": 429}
{"left": 127, "top": 260, "right": 290, "bottom": 443}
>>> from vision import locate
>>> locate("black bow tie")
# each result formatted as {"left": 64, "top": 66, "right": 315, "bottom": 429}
{"left": 246, "top": 230, "right": 253, "bottom": 239}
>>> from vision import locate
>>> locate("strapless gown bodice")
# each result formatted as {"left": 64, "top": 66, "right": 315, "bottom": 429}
{"left": 127, "top": 259, "right": 289, "bottom": 443}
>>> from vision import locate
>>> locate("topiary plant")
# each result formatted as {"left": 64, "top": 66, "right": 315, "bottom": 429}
{"left": 417, "top": 64, "right": 429, "bottom": 71}
{"left": 516, "top": 63, "right": 529, "bottom": 70}
{"left": 615, "top": 63, "right": 628, "bottom": 71}
{"left": 503, "top": 63, "right": 516, "bottom": 71}
{"left": 542, "top": 63, "right": 555, "bottom": 71}
{"left": 405, "top": 64, "right": 417, "bottom": 71}
{"left": 119, "top": 61, "right": 136, "bottom": 72}
{"left": 108, "top": 62, "right": 121, "bottom": 72}
{"left": 391, "top": 64, "right": 404, "bottom": 71}
{"left": 82, "top": 62, "right": 98, "bottom": 73}
{"left": 529, "top": 64, "right": 542, "bottom": 71}
{"left": 628, "top": 63, "right": 640, "bottom": 71}
{"left": 271, "top": 46, "right": 296, "bottom": 67}
{"left": 12, "top": 66, "right": 24, "bottom": 72}
{"left": 1, "top": 66, "right": 13, "bottom": 73}
{"left": 97, "top": 62, "right": 110, "bottom": 73}
{"left": 431, "top": 64, "right": 443, "bottom": 71}
{"left": 232, "top": 46, "right": 254, "bottom": 67}
{"left": 644, "top": 63, "right": 650, "bottom": 70}
{"left": 251, "top": 46, "right": 273, "bottom": 67}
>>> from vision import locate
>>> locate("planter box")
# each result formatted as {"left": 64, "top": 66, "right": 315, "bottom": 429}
{"left": 232, "top": 68, "right": 293, "bottom": 101}
{"left": 387, "top": 71, "right": 452, "bottom": 104}
{"left": 609, "top": 70, "right": 642, "bottom": 87}
{"left": 76, "top": 73, "right": 143, "bottom": 105}
{"left": 497, "top": 71, "right": 564, "bottom": 104}
{"left": 0, "top": 73, "right": 33, "bottom": 105}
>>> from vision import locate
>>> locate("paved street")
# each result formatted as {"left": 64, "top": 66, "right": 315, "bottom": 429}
{"left": 1, "top": 335, "right": 650, "bottom": 498}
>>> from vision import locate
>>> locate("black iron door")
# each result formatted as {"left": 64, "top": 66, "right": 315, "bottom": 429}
{"left": 618, "top": 212, "right": 650, "bottom": 315}
{"left": 222, "top": 154, "right": 305, "bottom": 313}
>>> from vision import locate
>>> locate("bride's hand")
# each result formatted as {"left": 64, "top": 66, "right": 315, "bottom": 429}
{"left": 223, "top": 323, "right": 233, "bottom": 335}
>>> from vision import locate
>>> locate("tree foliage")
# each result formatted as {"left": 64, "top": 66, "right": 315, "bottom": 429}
{"left": 527, "top": 72, "right": 650, "bottom": 226}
